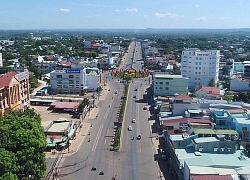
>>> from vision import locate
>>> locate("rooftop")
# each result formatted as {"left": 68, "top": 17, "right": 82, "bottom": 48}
{"left": 176, "top": 148, "right": 250, "bottom": 175}
{"left": 154, "top": 74, "right": 183, "bottom": 78}
{"left": 50, "top": 102, "right": 80, "bottom": 109}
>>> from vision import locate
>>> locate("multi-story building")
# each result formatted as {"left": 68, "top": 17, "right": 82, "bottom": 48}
{"left": 153, "top": 73, "right": 188, "bottom": 97}
{"left": 0, "top": 71, "right": 30, "bottom": 117}
{"left": 50, "top": 67, "right": 101, "bottom": 94}
{"left": 181, "top": 48, "right": 220, "bottom": 91}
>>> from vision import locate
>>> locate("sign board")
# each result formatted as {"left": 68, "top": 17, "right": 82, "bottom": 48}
{"left": 66, "top": 69, "right": 80, "bottom": 73}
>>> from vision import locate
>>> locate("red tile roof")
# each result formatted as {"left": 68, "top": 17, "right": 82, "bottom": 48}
{"left": 163, "top": 117, "right": 212, "bottom": 125}
{"left": 191, "top": 174, "right": 232, "bottom": 180}
{"left": 0, "top": 72, "right": 18, "bottom": 88}
{"left": 175, "top": 94, "right": 192, "bottom": 100}
{"left": 196, "top": 86, "right": 220, "bottom": 97}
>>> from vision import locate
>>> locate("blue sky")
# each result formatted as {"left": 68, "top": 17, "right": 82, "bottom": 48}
{"left": 1, "top": 0, "right": 250, "bottom": 29}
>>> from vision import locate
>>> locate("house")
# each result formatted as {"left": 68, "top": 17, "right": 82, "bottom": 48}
{"left": 212, "top": 110, "right": 234, "bottom": 129}
{"left": 195, "top": 86, "right": 221, "bottom": 100}
{"left": 172, "top": 95, "right": 199, "bottom": 116}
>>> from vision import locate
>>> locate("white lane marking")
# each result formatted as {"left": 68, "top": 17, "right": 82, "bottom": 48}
{"left": 138, "top": 145, "right": 141, "bottom": 153}
{"left": 104, "top": 139, "right": 106, "bottom": 145}
{"left": 92, "top": 125, "right": 103, "bottom": 151}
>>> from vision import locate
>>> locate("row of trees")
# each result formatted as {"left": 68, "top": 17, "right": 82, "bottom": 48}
{"left": 0, "top": 108, "right": 47, "bottom": 180}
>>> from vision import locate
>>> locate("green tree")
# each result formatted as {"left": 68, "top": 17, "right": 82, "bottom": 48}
{"left": 0, "top": 148, "right": 18, "bottom": 180}
{"left": 0, "top": 108, "right": 46, "bottom": 179}
{"left": 223, "top": 94, "right": 232, "bottom": 102}
{"left": 208, "top": 78, "right": 215, "bottom": 87}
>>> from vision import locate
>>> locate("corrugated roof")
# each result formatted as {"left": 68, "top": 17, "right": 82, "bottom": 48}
{"left": 50, "top": 102, "right": 80, "bottom": 109}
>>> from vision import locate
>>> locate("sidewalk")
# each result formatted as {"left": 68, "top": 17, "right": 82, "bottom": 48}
{"left": 45, "top": 84, "right": 110, "bottom": 159}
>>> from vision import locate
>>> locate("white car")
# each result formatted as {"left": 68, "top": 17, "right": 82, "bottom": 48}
{"left": 128, "top": 125, "right": 133, "bottom": 131}
{"left": 132, "top": 119, "right": 136, "bottom": 123}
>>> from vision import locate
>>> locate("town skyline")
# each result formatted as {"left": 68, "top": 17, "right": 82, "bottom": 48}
{"left": 1, "top": 0, "right": 250, "bottom": 30}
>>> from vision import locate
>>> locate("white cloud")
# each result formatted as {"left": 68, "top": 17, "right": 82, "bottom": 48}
{"left": 58, "top": 8, "right": 70, "bottom": 13}
{"left": 195, "top": 4, "right": 200, "bottom": 8}
{"left": 194, "top": 16, "right": 206, "bottom": 21}
{"left": 126, "top": 8, "right": 138, "bottom": 12}
{"left": 115, "top": 10, "right": 120, "bottom": 12}
{"left": 154, "top": 12, "right": 183, "bottom": 19}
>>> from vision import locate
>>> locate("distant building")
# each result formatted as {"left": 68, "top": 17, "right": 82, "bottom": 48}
{"left": 181, "top": 48, "right": 220, "bottom": 91}
{"left": 0, "top": 71, "right": 30, "bottom": 117}
{"left": 153, "top": 73, "right": 189, "bottom": 97}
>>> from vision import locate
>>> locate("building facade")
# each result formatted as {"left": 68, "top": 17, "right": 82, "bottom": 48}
{"left": 181, "top": 48, "right": 220, "bottom": 91}
{"left": 230, "top": 78, "right": 250, "bottom": 91}
{"left": 0, "top": 71, "right": 30, "bottom": 117}
{"left": 153, "top": 74, "right": 188, "bottom": 97}
{"left": 50, "top": 68, "right": 101, "bottom": 94}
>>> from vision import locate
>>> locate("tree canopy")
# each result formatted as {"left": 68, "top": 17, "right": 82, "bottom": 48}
{"left": 0, "top": 108, "right": 47, "bottom": 180}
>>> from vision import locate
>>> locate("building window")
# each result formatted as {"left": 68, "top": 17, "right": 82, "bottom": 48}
{"left": 57, "top": 85, "right": 62, "bottom": 88}
{"left": 56, "top": 75, "right": 62, "bottom": 78}
{"left": 165, "top": 87, "right": 169, "bottom": 90}
{"left": 69, "top": 85, "right": 74, "bottom": 88}
{"left": 69, "top": 80, "right": 74, "bottom": 84}
{"left": 63, "top": 85, "right": 68, "bottom": 88}
{"left": 159, "top": 82, "right": 163, "bottom": 85}
{"left": 166, "top": 82, "right": 169, "bottom": 85}
{"left": 69, "top": 75, "right": 74, "bottom": 79}
{"left": 159, "top": 87, "right": 163, "bottom": 90}
{"left": 57, "top": 81, "right": 62, "bottom": 84}
{"left": 155, "top": 87, "right": 158, "bottom": 89}
{"left": 242, "top": 127, "right": 247, "bottom": 131}
{"left": 156, "top": 82, "right": 158, "bottom": 84}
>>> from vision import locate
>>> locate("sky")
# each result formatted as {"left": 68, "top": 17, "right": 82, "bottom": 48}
{"left": 1, "top": 0, "right": 250, "bottom": 30}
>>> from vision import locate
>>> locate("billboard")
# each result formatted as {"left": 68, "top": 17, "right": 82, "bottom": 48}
{"left": 66, "top": 69, "right": 80, "bottom": 73}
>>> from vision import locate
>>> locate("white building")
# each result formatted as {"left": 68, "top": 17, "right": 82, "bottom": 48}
{"left": 50, "top": 68, "right": 101, "bottom": 94}
{"left": 181, "top": 48, "right": 220, "bottom": 91}
{"left": 153, "top": 74, "right": 189, "bottom": 97}
{"left": 0, "top": 53, "right": 2, "bottom": 67}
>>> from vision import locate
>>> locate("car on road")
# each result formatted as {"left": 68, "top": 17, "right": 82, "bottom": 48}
{"left": 137, "top": 134, "right": 141, "bottom": 140}
{"left": 143, "top": 106, "right": 147, "bottom": 110}
{"left": 133, "top": 95, "right": 136, "bottom": 98}
{"left": 134, "top": 89, "right": 137, "bottom": 91}
{"left": 115, "top": 90, "right": 118, "bottom": 94}
{"left": 132, "top": 119, "right": 136, "bottom": 123}
{"left": 128, "top": 125, "right": 133, "bottom": 131}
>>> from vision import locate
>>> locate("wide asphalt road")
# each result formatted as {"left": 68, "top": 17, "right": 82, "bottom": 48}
{"left": 52, "top": 41, "right": 160, "bottom": 180}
